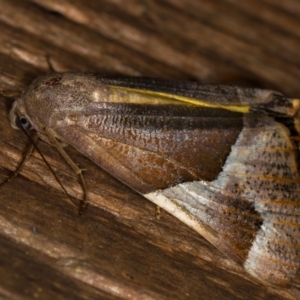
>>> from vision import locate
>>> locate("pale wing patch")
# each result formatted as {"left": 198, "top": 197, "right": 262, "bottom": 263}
{"left": 147, "top": 114, "right": 300, "bottom": 286}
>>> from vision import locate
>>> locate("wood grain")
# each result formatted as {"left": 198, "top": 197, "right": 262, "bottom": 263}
{"left": 0, "top": 0, "right": 300, "bottom": 299}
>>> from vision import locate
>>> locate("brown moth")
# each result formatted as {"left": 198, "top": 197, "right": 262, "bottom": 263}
{"left": 8, "top": 72, "right": 300, "bottom": 287}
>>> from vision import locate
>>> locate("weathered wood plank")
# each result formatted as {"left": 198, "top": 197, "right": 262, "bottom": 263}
{"left": 0, "top": 0, "right": 300, "bottom": 299}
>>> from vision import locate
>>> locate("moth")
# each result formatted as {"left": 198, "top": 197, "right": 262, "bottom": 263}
{"left": 8, "top": 72, "right": 300, "bottom": 287}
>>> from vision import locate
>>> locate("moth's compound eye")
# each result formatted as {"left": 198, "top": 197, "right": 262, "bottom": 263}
{"left": 16, "top": 116, "right": 32, "bottom": 130}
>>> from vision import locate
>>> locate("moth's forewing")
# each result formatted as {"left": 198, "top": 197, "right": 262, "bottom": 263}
{"left": 10, "top": 73, "right": 300, "bottom": 286}
{"left": 56, "top": 103, "right": 244, "bottom": 193}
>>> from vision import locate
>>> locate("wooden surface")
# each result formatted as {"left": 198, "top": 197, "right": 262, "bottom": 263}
{"left": 0, "top": 0, "right": 300, "bottom": 299}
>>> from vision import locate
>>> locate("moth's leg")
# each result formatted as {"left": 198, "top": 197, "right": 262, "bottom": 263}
{"left": 155, "top": 205, "right": 161, "bottom": 220}
{"left": 0, "top": 132, "right": 37, "bottom": 187}
{"left": 43, "top": 127, "right": 88, "bottom": 214}
{"left": 0, "top": 90, "right": 21, "bottom": 98}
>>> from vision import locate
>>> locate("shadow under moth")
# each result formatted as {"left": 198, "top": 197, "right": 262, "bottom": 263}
{"left": 7, "top": 72, "right": 300, "bottom": 287}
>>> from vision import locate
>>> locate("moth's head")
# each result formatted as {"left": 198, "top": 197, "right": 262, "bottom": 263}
{"left": 9, "top": 72, "right": 66, "bottom": 132}
{"left": 9, "top": 72, "right": 108, "bottom": 132}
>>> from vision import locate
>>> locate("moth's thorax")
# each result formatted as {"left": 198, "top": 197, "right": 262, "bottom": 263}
{"left": 9, "top": 72, "right": 109, "bottom": 131}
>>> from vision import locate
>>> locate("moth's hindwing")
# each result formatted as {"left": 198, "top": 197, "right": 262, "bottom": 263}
{"left": 146, "top": 114, "right": 300, "bottom": 286}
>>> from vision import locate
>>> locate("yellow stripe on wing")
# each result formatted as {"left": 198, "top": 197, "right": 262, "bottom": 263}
{"left": 108, "top": 85, "right": 250, "bottom": 113}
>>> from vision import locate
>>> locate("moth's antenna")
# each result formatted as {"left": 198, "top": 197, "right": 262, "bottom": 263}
{"left": 17, "top": 122, "right": 80, "bottom": 213}
{"left": 46, "top": 55, "right": 56, "bottom": 72}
